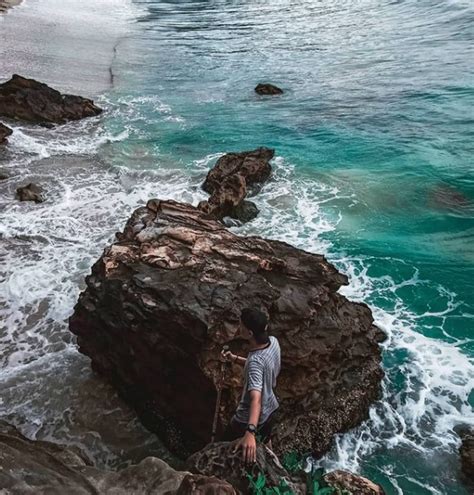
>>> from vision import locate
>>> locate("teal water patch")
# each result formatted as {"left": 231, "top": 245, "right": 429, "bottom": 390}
{"left": 91, "top": 0, "right": 474, "bottom": 492}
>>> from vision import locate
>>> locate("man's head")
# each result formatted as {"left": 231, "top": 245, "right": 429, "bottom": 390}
{"left": 240, "top": 307, "right": 269, "bottom": 345}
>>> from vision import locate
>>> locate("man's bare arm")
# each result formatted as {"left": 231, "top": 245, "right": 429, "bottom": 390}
{"left": 235, "top": 390, "right": 261, "bottom": 463}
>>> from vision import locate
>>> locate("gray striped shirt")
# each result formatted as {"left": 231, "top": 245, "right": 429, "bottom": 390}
{"left": 234, "top": 336, "right": 281, "bottom": 425}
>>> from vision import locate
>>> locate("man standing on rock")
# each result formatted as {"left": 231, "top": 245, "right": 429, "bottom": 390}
{"left": 221, "top": 308, "right": 281, "bottom": 463}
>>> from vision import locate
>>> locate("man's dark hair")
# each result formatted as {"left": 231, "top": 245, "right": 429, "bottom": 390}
{"left": 241, "top": 307, "right": 269, "bottom": 344}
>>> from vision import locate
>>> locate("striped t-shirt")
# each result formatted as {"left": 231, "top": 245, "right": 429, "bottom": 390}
{"left": 234, "top": 336, "right": 281, "bottom": 425}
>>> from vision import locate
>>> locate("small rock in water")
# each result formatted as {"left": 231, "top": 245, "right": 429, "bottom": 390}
{"left": 0, "top": 74, "right": 103, "bottom": 124}
{"left": 16, "top": 183, "right": 44, "bottom": 203}
{"left": 255, "top": 83, "right": 284, "bottom": 95}
{"left": 0, "top": 122, "right": 13, "bottom": 144}
{"left": 0, "top": 170, "right": 9, "bottom": 180}
{"left": 198, "top": 147, "right": 273, "bottom": 223}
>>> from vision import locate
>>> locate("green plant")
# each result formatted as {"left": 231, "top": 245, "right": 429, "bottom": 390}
{"left": 282, "top": 451, "right": 305, "bottom": 473}
{"left": 246, "top": 470, "right": 294, "bottom": 494}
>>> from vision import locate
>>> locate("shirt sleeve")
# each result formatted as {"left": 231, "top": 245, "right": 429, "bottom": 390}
{"left": 247, "top": 358, "right": 264, "bottom": 392}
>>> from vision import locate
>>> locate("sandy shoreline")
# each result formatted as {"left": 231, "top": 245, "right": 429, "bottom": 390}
{"left": 0, "top": 0, "right": 23, "bottom": 13}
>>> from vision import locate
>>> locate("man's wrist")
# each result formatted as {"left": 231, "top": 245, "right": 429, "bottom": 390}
{"left": 246, "top": 423, "right": 257, "bottom": 435}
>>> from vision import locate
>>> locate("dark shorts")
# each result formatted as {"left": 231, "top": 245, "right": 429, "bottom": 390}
{"left": 222, "top": 413, "right": 275, "bottom": 443}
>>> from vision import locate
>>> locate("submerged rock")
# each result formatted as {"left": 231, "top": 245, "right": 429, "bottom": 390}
{"left": 0, "top": 74, "right": 102, "bottom": 124}
{"left": 198, "top": 147, "right": 273, "bottom": 223}
{"left": 70, "top": 199, "right": 385, "bottom": 458}
{"left": 255, "top": 83, "right": 284, "bottom": 95}
{"left": 0, "top": 121, "right": 13, "bottom": 144}
{"left": 16, "top": 182, "right": 44, "bottom": 202}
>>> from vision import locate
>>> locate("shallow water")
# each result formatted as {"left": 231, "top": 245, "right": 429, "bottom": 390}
{"left": 1, "top": 0, "right": 473, "bottom": 493}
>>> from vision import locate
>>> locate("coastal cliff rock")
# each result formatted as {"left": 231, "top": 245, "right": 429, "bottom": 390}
{"left": 70, "top": 198, "right": 384, "bottom": 458}
{"left": 255, "top": 83, "right": 284, "bottom": 95}
{"left": 0, "top": 74, "right": 102, "bottom": 124}
{"left": 0, "top": 121, "right": 13, "bottom": 144}
{"left": 0, "top": 421, "right": 192, "bottom": 494}
{"left": 197, "top": 147, "right": 273, "bottom": 223}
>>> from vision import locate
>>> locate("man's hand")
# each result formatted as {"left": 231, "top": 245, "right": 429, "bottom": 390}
{"left": 234, "top": 432, "right": 257, "bottom": 464}
{"left": 221, "top": 349, "right": 237, "bottom": 362}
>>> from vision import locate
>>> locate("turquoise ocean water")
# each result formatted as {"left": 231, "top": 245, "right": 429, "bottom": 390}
{"left": 0, "top": 0, "right": 473, "bottom": 493}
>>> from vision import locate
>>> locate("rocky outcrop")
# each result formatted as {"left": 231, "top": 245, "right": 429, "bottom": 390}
{"left": 186, "top": 442, "right": 303, "bottom": 494}
{"left": 324, "top": 470, "right": 385, "bottom": 495}
{"left": 197, "top": 147, "right": 273, "bottom": 223}
{"left": 70, "top": 198, "right": 385, "bottom": 459}
{"left": 0, "top": 421, "right": 191, "bottom": 494}
{"left": 255, "top": 83, "right": 283, "bottom": 95}
{"left": 0, "top": 74, "right": 102, "bottom": 124}
{"left": 0, "top": 121, "right": 13, "bottom": 144}
{"left": 16, "top": 182, "right": 44, "bottom": 202}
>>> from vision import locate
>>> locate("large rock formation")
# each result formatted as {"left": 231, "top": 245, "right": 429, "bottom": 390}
{"left": 70, "top": 198, "right": 384, "bottom": 459}
{"left": 197, "top": 147, "right": 273, "bottom": 223}
{"left": 0, "top": 121, "right": 13, "bottom": 144}
{"left": 0, "top": 421, "right": 201, "bottom": 494}
{"left": 0, "top": 74, "right": 102, "bottom": 124}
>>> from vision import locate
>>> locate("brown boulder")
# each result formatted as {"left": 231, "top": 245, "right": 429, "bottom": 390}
{"left": 0, "top": 121, "right": 13, "bottom": 144}
{"left": 324, "top": 470, "right": 385, "bottom": 494}
{"left": 198, "top": 147, "right": 273, "bottom": 223}
{"left": 255, "top": 83, "right": 284, "bottom": 95}
{"left": 16, "top": 182, "right": 44, "bottom": 202}
{"left": 0, "top": 74, "right": 102, "bottom": 124}
{"left": 177, "top": 474, "right": 237, "bottom": 495}
{"left": 70, "top": 198, "right": 384, "bottom": 459}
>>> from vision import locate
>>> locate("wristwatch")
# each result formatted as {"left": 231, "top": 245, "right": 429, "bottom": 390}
{"left": 246, "top": 424, "right": 257, "bottom": 435}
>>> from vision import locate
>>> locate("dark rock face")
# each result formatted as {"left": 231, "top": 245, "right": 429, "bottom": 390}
{"left": 0, "top": 74, "right": 102, "bottom": 124}
{"left": 458, "top": 427, "right": 474, "bottom": 484}
{"left": 324, "top": 470, "right": 385, "bottom": 495}
{"left": 255, "top": 83, "right": 283, "bottom": 95}
{"left": 0, "top": 421, "right": 190, "bottom": 494}
{"left": 16, "top": 182, "right": 44, "bottom": 202}
{"left": 0, "top": 121, "right": 13, "bottom": 144}
{"left": 70, "top": 198, "right": 384, "bottom": 458}
{"left": 198, "top": 147, "right": 273, "bottom": 223}
{"left": 177, "top": 473, "right": 237, "bottom": 495}
{"left": 186, "top": 442, "right": 303, "bottom": 494}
